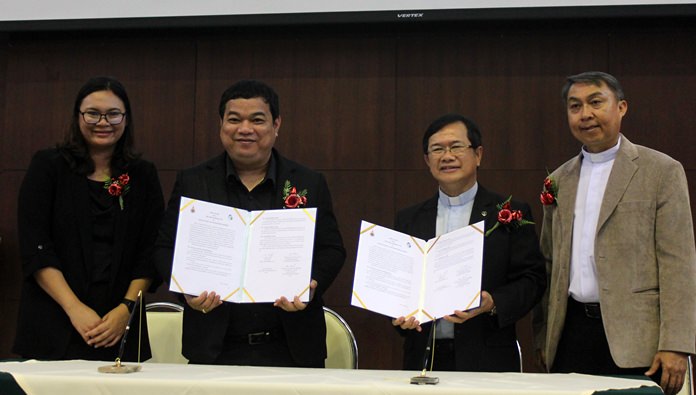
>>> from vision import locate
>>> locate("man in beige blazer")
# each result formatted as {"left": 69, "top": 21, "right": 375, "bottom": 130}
{"left": 536, "top": 71, "right": 696, "bottom": 395}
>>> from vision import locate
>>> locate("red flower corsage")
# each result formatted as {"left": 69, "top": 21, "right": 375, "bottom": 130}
{"left": 282, "top": 180, "right": 307, "bottom": 209}
{"left": 104, "top": 173, "right": 130, "bottom": 210}
{"left": 485, "top": 196, "right": 534, "bottom": 237}
{"left": 540, "top": 176, "right": 558, "bottom": 206}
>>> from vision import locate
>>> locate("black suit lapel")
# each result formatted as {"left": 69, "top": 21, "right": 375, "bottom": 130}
{"left": 419, "top": 197, "right": 438, "bottom": 239}
{"left": 205, "top": 153, "right": 231, "bottom": 205}
{"left": 470, "top": 186, "right": 500, "bottom": 232}
{"left": 110, "top": 169, "right": 135, "bottom": 291}
{"left": 110, "top": 200, "right": 128, "bottom": 291}
{"left": 275, "top": 154, "right": 299, "bottom": 209}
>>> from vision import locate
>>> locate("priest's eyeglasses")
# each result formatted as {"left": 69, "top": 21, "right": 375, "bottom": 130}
{"left": 428, "top": 144, "right": 474, "bottom": 158}
{"left": 80, "top": 110, "right": 126, "bottom": 125}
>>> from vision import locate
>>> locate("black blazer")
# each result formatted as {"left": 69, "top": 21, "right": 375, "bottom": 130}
{"left": 395, "top": 185, "right": 545, "bottom": 372}
{"left": 154, "top": 150, "right": 346, "bottom": 366}
{"left": 14, "top": 149, "right": 164, "bottom": 360}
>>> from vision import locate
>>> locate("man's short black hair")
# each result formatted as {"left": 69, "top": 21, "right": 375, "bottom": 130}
{"left": 218, "top": 79, "right": 280, "bottom": 120}
{"left": 422, "top": 114, "right": 482, "bottom": 154}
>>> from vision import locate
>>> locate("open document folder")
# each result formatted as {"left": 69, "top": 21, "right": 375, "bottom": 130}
{"left": 351, "top": 220, "right": 484, "bottom": 323}
{"left": 170, "top": 197, "right": 316, "bottom": 303}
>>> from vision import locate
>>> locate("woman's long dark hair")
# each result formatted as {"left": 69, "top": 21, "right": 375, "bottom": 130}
{"left": 58, "top": 76, "right": 139, "bottom": 176}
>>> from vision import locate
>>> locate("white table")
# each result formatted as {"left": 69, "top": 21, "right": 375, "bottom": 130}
{"left": 0, "top": 360, "right": 659, "bottom": 395}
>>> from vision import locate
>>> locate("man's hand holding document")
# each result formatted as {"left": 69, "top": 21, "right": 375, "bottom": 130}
{"left": 170, "top": 197, "right": 317, "bottom": 303}
{"left": 351, "top": 220, "right": 484, "bottom": 323}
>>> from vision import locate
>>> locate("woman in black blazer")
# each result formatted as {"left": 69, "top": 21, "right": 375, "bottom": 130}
{"left": 13, "top": 77, "right": 164, "bottom": 361}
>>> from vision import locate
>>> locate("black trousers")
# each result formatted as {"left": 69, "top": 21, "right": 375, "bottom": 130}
{"left": 552, "top": 297, "right": 658, "bottom": 381}
{"left": 432, "top": 339, "right": 456, "bottom": 371}
{"left": 190, "top": 328, "right": 324, "bottom": 368}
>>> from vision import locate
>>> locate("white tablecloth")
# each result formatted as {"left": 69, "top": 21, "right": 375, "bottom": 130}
{"left": 0, "top": 360, "right": 659, "bottom": 395}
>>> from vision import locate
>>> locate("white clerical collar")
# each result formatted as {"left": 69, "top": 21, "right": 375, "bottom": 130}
{"left": 581, "top": 135, "right": 621, "bottom": 163}
{"left": 438, "top": 182, "right": 478, "bottom": 207}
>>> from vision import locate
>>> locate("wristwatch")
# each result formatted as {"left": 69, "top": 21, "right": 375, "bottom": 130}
{"left": 121, "top": 298, "right": 135, "bottom": 313}
{"left": 489, "top": 305, "right": 497, "bottom": 316}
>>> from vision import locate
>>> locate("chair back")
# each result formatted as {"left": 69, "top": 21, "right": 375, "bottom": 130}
{"left": 145, "top": 302, "right": 188, "bottom": 364}
{"left": 515, "top": 339, "right": 523, "bottom": 372}
{"left": 677, "top": 355, "right": 694, "bottom": 395}
{"left": 324, "top": 307, "right": 358, "bottom": 369}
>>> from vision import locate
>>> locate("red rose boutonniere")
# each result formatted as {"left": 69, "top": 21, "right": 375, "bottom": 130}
{"left": 540, "top": 176, "right": 558, "bottom": 206}
{"left": 104, "top": 173, "right": 130, "bottom": 210}
{"left": 282, "top": 180, "right": 307, "bottom": 209}
{"left": 485, "top": 196, "right": 534, "bottom": 237}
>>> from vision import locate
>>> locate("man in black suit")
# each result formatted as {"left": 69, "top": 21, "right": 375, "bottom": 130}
{"left": 392, "top": 114, "right": 545, "bottom": 372}
{"left": 154, "top": 80, "right": 345, "bottom": 367}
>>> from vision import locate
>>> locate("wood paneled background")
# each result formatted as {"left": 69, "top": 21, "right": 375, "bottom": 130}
{"left": 2, "top": 16, "right": 696, "bottom": 377}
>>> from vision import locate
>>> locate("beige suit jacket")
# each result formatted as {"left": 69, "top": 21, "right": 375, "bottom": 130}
{"left": 539, "top": 135, "right": 696, "bottom": 369}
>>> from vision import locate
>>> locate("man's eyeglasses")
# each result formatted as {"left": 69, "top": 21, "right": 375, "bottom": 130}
{"left": 427, "top": 144, "right": 474, "bottom": 157}
{"left": 80, "top": 110, "right": 126, "bottom": 125}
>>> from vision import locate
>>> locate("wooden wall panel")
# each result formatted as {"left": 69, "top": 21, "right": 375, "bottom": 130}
{"left": 321, "top": 170, "right": 396, "bottom": 306}
{"left": 393, "top": 170, "right": 440, "bottom": 211}
{"left": 394, "top": 26, "right": 611, "bottom": 172}
{"left": 193, "top": 31, "right": 395, "bottom": 171}
{"left": 0, "top": 32, "right": 9, "bottom": 300}
{"left": 1, "top": 19, "right": 695, "bottom": 381}
{"left": 0, "top": 172, "right": 23, "bottom": 303}
{"left": 0, "top": 171, "right": 23, "bottom": 358}
{"left": 1, "top": 33, "right": 197, "bottom": 171}
{"left": 2, "top": 39, "right": 75, "bottom": 169}
{"left": 608, "top": 25, "right": 696, "bottom": 169}
{"left": 0, "top": 34, "right": 6, "bottom": 169}
{"left": 1, "top": 34, "right": 18, "bottom": 359}
{"left": 321, "top": 170, "right": 402, "bottom": 369}
{"left": 150, "top": 169, "right": 184, "bottom": 302}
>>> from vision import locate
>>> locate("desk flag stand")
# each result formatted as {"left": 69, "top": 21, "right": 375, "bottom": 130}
{"left": 410, "top": 320, "right": 439, "bottom": 385}
{"left": 98, "top": 290, "right": 143, "bottom": 373}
